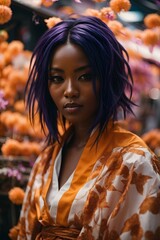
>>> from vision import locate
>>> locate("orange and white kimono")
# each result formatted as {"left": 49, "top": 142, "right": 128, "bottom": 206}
{"left": 12, "top": 122, "right": 160, "bottom": 239}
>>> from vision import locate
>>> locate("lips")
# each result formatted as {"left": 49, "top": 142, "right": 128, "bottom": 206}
{"left": 64, "top": 102, "right": 82, "bottom": 108}
{"left": 63, "top": 102, "right": 82, "bottom": 113}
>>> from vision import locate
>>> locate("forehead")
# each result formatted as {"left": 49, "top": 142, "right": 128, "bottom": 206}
{"left": 51, "top": 43, "right": 89, "bottom": 66}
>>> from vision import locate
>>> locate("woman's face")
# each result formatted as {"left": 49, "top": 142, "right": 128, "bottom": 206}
{"left": 48, "top": 43, "right": 99, "bottom": 128}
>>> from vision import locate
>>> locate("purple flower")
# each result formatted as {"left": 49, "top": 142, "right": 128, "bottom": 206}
{"left": 7, "top": 168, "right": 22, "bottom": 180}
{"left": 18, "top": 164, "right": 26, "bottom": 172}
{"left": 0, "top": 90, "right": 8, "bottom": 110}
{"left": 107, "top": 11, "right": 115, "bottom": 20}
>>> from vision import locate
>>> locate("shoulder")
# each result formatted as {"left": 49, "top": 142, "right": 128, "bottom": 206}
{"left": 110, "top": 145, "right": 160, "bottom": 183}
{"left": 111, "top": 122, "right": 148, "bottom": 149}
{"left": 104, "top": 122, "right": 160, "bottom": 174}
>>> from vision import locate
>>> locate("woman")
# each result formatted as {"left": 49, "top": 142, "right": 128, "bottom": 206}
{"left": 11, "top": 16, "right": 160, "bottom": 240}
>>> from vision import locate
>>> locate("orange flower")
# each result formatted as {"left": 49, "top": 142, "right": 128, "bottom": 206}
{"left": 0, "top": 5, "right": 12, "bottom": 24}
{"left": 83, "top": 8, "right": 101, "bottom": 18}
{"left": 8, "top": 187, "right": 25, "bottom": 205}
{"left": 2, "top": 65, "right": 13, "bottom": 78}
{"left": 107, "top": 20, "right": 123, "bottom": 36}
{"left": 144, "top": 13, "right": 160, "bottom": 29}
{"left": 100, "top": 7, "right": 116, "bottom": 23}
{"left": 14, "top": 100, "right": 25, "bottom": 113}
{"left": 0, "top": 0, "right": 11, "bottom": 6}
{"left": 8, "top": 225, "right": 19, "bottom": 240}
{"left": 41, "top": 0, "right": 54, "bottom": 7}
{"left": 0, "top": 54, "right": 6, "bottom": 70}
{"left": 7, "top": 40, "right": 24, "bottom": 56}
{"left": 142, "top": 129, "right": 160, "bottom": 152}
{"left": 44, "top": 17, "right": 62, "bottom": 29}
{"left": 0, "top": 30, "right": 8, "bottom": 43}
{"left": 0, "top": 41, "right": 8, "bottom": 52}
{"left": 110, "top": 0, "right": 131, "bottom": 13}
{"left": 142, "top": 29, "right": 159, "bottom": 46}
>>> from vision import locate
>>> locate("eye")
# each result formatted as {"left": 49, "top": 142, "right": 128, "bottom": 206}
{"left": 78, "top": 73, "right": 92, "bottom": 82}
{"left": 49, "top": 75, "right": 64, "bottom": 84}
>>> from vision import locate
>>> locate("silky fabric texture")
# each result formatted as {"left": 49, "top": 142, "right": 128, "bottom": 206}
{"left": 14, "top": 122, "right": 160, "bottom": 240}
{"left": 36, "top": 225, "right": 80, "bottom": 240}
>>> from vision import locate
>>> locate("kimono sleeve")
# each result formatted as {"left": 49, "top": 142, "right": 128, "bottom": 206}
{"left": 107, "top": 149, "right": 160, "bottom": 240}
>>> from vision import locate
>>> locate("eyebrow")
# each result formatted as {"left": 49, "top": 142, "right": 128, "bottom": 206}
{"left": 50, "top": 65, "right": 91, "bottom": 73}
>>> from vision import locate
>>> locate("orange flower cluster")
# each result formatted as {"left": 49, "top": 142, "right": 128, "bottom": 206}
{"left": 0, "top": 30, "right": 8, "bottom": 43}
{"left": 109, "top": 0, "right": 131, "bottom": 13}
{"left": 43, "top": 1, "right": 159, "bottom": 47}
{"left": 14, "top": 100, "right": 25, "bottom": 114}
{"left": 0, "top": 0, "right": 12, "bottom": 25}
{"left": 44, "top": 0, "right": 157, "bottom": 48}
{"left": 1, "top": 138, "right": 42, "bottom": 157}
{"left": 144, "top": 13, "right": 160, "bottom": 29}
{"left": 0, "top": 0, "right": 11, "bottom": 6}
{"left": 44, "top": 16, "right": 62, "bottom": 29}
{"left": 117, "top": 118, "right": 142, "bottom": 135}
{"left": 0, "top": 40, "right": 31, "bottom": 104}
{"left": 100, "top": 7, "right": 116, "bottom": 23}
{"left": 7, "top": 40, "right": 24, "bottom": 55}
{"left": 0, "top": 38, "right": 46, "bottom": 162}
{"left": 141, "top": 29, "right": 159, "bottom": 46}
{"left": 142, "top": 129, "right": 160, "bottom": 154}
{"left": 0, "top": 5, "right": 12, "bottom": 24}
{"left": 45, "top": 0, "right": 160, "bottom": 46}
{"left": 0, "top": 38, "right": 46, "bottom": 216}
{"left": 8, "top": 187, "right": 25, "bottom": 204}
{"left": 0, "top": 111, "right": 45, "bottom": 139}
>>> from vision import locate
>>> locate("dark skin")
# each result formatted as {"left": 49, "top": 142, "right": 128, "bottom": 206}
{"left": 59, "top": 131, "right": 90, "bottom": 189}
{"left": 49, "top": 43, "right": 99, "bottom": 189}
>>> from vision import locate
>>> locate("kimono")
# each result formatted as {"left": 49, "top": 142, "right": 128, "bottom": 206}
{"left": 12, "top": 121, "right": 160, "bottom": 240}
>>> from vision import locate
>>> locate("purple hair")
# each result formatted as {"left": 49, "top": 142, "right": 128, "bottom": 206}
{"left": 25, "top": 16, "right": 134, "bottom": 144}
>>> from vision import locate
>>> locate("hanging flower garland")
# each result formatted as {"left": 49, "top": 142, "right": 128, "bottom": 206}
{"left": 42, "top": 0, "right": 160, "bottom": 48}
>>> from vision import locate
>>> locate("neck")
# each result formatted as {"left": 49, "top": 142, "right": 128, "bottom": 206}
{"left": 68, "top": 125, "right": 91, "bottom": 149}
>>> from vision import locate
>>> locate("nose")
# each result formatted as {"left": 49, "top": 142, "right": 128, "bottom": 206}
{"left": 64, "top": 79, "right": 79, "bottom": 98}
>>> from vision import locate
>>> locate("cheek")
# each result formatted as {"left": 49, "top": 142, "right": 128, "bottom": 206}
{"left": 49, "top": 87, "right": 65, "bottom": 113}
{"left": 49, "top": 87, "right": 59, "bottom": 105}
{"left": 85, "top": 92, "right": 99, "bottom": 113}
